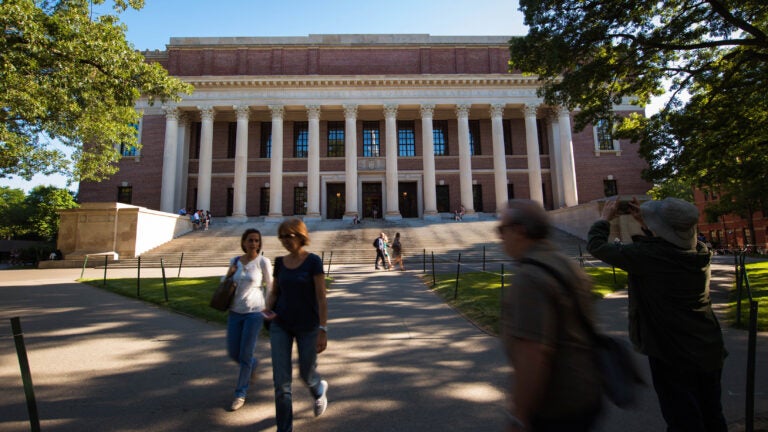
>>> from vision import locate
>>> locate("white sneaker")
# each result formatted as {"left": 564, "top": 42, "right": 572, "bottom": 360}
{"left": 313, "top": 380, "right": 328, "bottom": 417}
{"left": 229, "top": 397, "right": 245, "bottom": 411}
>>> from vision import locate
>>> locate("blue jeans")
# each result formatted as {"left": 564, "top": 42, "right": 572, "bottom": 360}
{"left": 226, "top": 311, "right": 264, "bottom": 398}
{"left": 270, "top": 322, "right": 323, "bottom": 432}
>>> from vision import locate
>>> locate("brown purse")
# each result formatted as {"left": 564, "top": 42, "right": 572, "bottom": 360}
{"left": 209, "top": 257, "right": 240, "bottom": 311}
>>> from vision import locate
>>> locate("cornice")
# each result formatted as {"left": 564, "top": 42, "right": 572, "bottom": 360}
{"left": 181, "top": 74, "right": 541, "bottom": 89}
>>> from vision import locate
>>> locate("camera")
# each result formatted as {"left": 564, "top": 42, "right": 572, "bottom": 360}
{"left": 616, "top": 200, "right": 632, "bottom": 215}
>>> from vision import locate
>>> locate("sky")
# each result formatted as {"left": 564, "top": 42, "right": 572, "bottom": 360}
{"left": 0, "top": 0, "right": 527, "bottom": 193}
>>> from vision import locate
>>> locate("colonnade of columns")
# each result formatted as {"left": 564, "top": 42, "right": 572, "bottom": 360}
{"left": 159, "top": 102, "right": 577, "bottom": 220}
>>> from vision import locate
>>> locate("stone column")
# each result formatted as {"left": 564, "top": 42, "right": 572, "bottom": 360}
{"left": 522, "top": 104, "right": 544, "bottom": 205}
{"left": 267, "top": 105, "right": 284, "bottom": 221}
{"left": 383, "top": 104, "right": 401, "bottom": 220}
{"left": 420, "top": 104, "right": 439, "bottom": 220}
{"left": 305, "top": 105, "right": 321, "bottom": 220}
{"left": 175, "top": 113, "right": 190, "bottom": 212}
{"left": 456, "top": 104, "right": 475, "bottom": 216}
{"left": 557, "top": 107, "right": 578, "bottom": 206}
{"left": 231, "top": 105, "right": 250, "bottom": 221}
{"left": 343, "top": 104, "right": 359, "bottom": 220}
{"left": 196, "top": 105, "right": 215, "bottom": 212}
{"left": 160, "top": 106, "right": 179, "bottom": 213}
{"left": 490, "top": 104, "right": 509, "bottom": 214}
{"left": 547, "top": 111, "right": 565, "bottom": 208}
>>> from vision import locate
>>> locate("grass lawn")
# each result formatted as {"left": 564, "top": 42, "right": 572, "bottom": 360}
{"left": 81, "top": 276, "right": 334, "bottom": 326}
{"left": 426, "top": 267, "right": 628, "bottom": 335}
{"left": 730, "top": 262, "right": 768, "bottom": 331}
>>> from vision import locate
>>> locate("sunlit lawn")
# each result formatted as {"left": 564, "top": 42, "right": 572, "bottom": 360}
{"left": 81, "top": 276, "right": 334, "bottom": 326}
{"left": 730, "top": 262, "right": 768, "bottom": 331}
{"left": 427, "top": 267, "right": 628, "bottom": 335}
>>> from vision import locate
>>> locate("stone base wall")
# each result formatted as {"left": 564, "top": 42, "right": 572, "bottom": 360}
{"left": 57, "top": 202, "right": 192, "bottom": 259}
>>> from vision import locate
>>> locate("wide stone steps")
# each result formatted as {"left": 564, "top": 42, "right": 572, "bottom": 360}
{"left": 95, "top": 216, "right": 588, "bottom": 270}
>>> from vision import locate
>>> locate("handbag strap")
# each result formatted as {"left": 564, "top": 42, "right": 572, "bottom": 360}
{"left": 518, "top": 257, "right": 599, "bottom": 339}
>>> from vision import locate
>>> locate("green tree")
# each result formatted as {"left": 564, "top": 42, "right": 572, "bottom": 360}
{"left": 0, "top": 186, "right": 31, "bottom": 239}
{"left": 510, "top": 1, "right": 767, "bottom": 245}
{"left": 25, "top": 185, "right": 78, "bottom": 242}
{"left": 1, "top": 0, "right": 192, "bottom": 182}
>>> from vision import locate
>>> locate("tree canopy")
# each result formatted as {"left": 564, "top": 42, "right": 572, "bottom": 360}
{"left": 509, "top": 1, "right": 768, "bottom": 242}
{"left": 0, "top": 185, "right": 77, "bottom": 241}
{"left": 0, "top": 0, "right": 192, "bottom": 182}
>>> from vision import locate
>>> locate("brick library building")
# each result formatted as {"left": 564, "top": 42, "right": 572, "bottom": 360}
{"left": 78, "top": 34, "right": 651, "bottom": 221}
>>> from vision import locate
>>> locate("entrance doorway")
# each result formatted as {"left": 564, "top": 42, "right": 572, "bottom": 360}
{"left": 326, "top": 183, "right": 345, "bottom": 219}
{"left": 362, "top": 182, "right": 382, "bottom": 219}
{"left": 398, "top": 182, "right": 418, "bottom": 218}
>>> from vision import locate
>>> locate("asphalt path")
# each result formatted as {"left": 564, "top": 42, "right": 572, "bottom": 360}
{"left": 0, "top": 262, "right": 766, "bottom": 431}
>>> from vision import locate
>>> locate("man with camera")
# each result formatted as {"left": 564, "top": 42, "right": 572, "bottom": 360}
{"left": 587, "top": 197, "right": 727, "bottom": 431}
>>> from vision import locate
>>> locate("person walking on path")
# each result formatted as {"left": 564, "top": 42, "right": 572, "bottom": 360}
{"left": 382, "top": 233, "right": 393, "bottom": 270}
{"left": 225, "top": 229, "right": 273, "bottom": 411}
{"left": 374, "top": 232, "right": 387, "bottom": 270}
{"left": 263, "top": 218, "right": 329, "bottom": 432}
{"left": 499, "top": 199, "right": 603, "bottom": 432}
{"left": 391, "top": 232, "right": 405, "bottom": 271}
{"left": 587, "top": 197, "right": 728, "bottom": 432}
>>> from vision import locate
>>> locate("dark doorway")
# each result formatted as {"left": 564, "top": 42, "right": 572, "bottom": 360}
{"left": 398, "top": 182, "right": 418, "bottom": 218}
{"left": 436, "top": 185, "right": 450, "bottom": 213}
{"left": 226, "top": 188, "right": 234, "bottom": 216}
{"left": 362, "top": 182, "right": 382, "bottom": 219}
{"left": 327, "top": 183, "right": 345, "bottom": 219}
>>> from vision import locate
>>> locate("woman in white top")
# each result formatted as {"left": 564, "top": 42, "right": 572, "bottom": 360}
{"left": 225, "top": 228, "right": 273, "bottom": 411}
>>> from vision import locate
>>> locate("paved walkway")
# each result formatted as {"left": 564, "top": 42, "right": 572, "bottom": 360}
{"left": 0, "top": 261, "right": 766, "bottom": 431}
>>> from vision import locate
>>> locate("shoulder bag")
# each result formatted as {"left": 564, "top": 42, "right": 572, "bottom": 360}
{"left": 518, "top": 257, "right": 645, "bottom": 408}
{"left": 210, "top": 256, "right": 241, "bottom": 311}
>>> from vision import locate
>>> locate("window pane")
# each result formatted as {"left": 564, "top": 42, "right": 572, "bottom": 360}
{"left": 294, "top": 122, "right": 308, "bottom": 158}
{"left": 294, "top": 187, "right": 307, "bottom": 215}
{"left": 260, "top": 122, "right": 272, "bottom": 158}
{"left": 503, "top": 120, "right": 513, "bottom": 155}
{"left": 227, "top": 122, "right": 236, "bottom": 158}
{"left": 398, "top": 121, "right": 415, "bottom": 157}
{"left": 120, "top": 123, "right": 140, "bottom": 156}
{"left": 604, "top": 179, "right": 618, "bottom": 197}
{"left": 260, "top": 187, "right": 269, "bottom": 215}
{"left": 362, "top": 121, "right": 380, "bottom": 157}
{"left": 433, "top": 120, "right": 448, "bottom": 156}
{"left": 469, "top": 120, "right": 481, "bottom": 156}
{"left": 327, "top": 121, "right": 345, "bottom": 157}
{"left": 117, "top": 186, "right": 132, "bottom": 204}
{"left": 597, "top": 119, "right": 615, "bottom": 150}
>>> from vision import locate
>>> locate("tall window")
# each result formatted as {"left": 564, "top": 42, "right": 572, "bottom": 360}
{"left": 507, "top": 182, "right": 515, "bottom": 200}
{"left": 503, "top": 120, "right": 513, "bottom": 155}
{"left": 191, "top": 122, "right": 201, "bottom": 159}
{"left": 294, "top": 122, "right": 308, "bottom": 158}
{"left": 537, "top": 119, "right": 549, "bottom": 155}
{"left": 227, "top": 122, "right": 236, "bottom": 158}
{"left": 469, "top": 120, "right": 481, "bottom": 155}
{"left": 260, "top": 122, "right": 272, "bottom": 158}
{"left": 117, "top": 186, "right": 132, "bottom": 204}
{"left": 294, "top": 187, "right": 307, "bottom": 215}
{"left": 397, "top": 121, "right": 416, "bottom": 157}
{"left": 362, "top": 121, "right": 380, "bottom": 157}
{"left": 433, "top": 120, "right": 449, "bottom": 156}
{"left": 327, "top": 121, "right": 345, "bottom": 157}
{"left": 596, "top": 118, "right": 615, "bottom": 150}
{"left": 120, "top": 122, "right": 140, "bottom": 157}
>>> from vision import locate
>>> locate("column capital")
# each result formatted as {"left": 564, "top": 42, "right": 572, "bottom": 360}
{"left": 489, "top": 104, "right": 505, "bottom": 118}
{"left": 383, "top": 104, "right": 398, "bottom": 119}
{"left": 522, "top": 104, "right": 539, "bottom": 118}
{"left": 343, "top": 104, "right": 358, "bottom": 119}
{"left": 198, "top": 105, "right": 215, "bottom": 121}
{"left": 163, "top": 105, "right": 179, "bottom": 121}
{"left": 420, "top": 104, "right": 435, "bottom": 118}
{"left": 455, "top": 104, "right": 471, "bottom": 118}
{"left": 268, "top": 105, "right": 285, "bottom": 119}
{"left": 234, "top": 105, "right": 251, "bottom": 120}
{"left": 306, "top": 105, "right": 321, "bottom": 119}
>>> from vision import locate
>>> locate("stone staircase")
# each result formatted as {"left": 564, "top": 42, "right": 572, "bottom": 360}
{"left": 101, "top": 215, "right": 588, "bottom": 270}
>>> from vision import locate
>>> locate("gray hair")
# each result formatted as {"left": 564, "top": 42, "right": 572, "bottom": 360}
{"left": 503, "top": 199, "right": 550, "bottom": 239}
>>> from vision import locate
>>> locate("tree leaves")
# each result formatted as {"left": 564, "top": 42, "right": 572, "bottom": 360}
{"left": 0, "top": 0, "right": 192, "bottom": 182}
